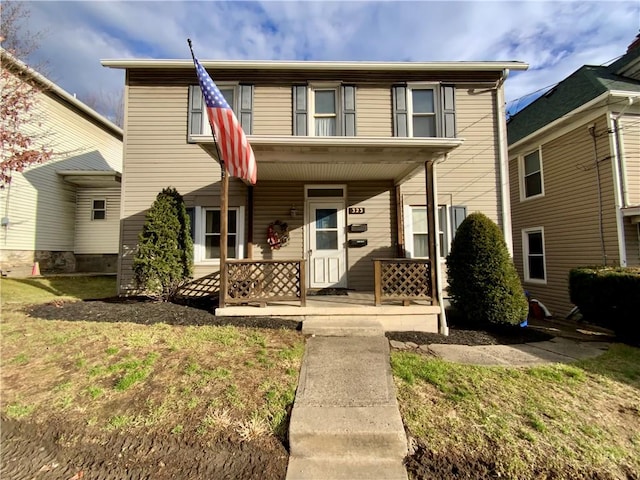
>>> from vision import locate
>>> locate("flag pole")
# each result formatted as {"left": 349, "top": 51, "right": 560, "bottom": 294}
{"left": 188, "top": 39, "right": 228, "bottom": 308}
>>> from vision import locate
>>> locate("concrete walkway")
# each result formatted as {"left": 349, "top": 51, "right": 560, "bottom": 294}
{"left": 390, "top": 336, "right": 610, "bottom": 366}
{"left": 286, "top": 333, "right": 408, "bottom": 480}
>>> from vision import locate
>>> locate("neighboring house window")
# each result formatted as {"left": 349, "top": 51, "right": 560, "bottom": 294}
{"left": 520, "top": 148, "right": 544, "bottom": 199}
{"left": 405, "top": 205, "right": 467, "bottom": 258}
{"left": 187, "top": 84, "right": 253, "bottom": 140}
{"left": 393, "top": 85, "right": 456, "bottom": 138}
{"left": 523, "top": 227, "right": 546, "bottom": 283}
{"left": 91, "top": 199, "right": 106, "bottom": 220}
{"left": 192, "top": 206, "right": 244, "bottom": 263}
{"left": 292, "top": 85, "right": 356, "bottom": 136}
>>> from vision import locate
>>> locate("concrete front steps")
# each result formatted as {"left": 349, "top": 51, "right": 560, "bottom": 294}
{"left": 286, "top": 334, "right": 408, "bottom": 480}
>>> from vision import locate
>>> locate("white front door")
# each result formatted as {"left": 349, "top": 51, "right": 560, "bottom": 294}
{"left": 307, "top": 201, "right": 347, "bottom": 288}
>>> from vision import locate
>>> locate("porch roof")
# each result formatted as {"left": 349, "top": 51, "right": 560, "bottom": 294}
{"left": 57, "top": 170, "right": 122, "bottom": 188}
{"left": 198, "top": 135, "right": 463, "bottom": 183}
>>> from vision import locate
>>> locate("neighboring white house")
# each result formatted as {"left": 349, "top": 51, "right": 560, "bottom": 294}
{"left": 1, "top": 48, "right": 123, "bottom": 276}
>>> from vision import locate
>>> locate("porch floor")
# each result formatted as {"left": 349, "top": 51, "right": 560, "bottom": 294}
{"left": 216, "top": 292, "right": 441, "bottom": 333}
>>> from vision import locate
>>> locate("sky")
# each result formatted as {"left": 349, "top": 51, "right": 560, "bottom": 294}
{"left": 9, "top": 0, "right": 640, "bottom": 123}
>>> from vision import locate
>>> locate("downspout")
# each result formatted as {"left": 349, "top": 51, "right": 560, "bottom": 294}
{"left": 495, "top": 69, "right": 513, "bottom": 255}
{"left": 433, "top": 155, "right": 448, "bottom": 335}
{"left": 608, "top": 113, "right": 627, "bottom": 266}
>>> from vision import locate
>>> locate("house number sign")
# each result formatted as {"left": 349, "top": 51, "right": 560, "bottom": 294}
{"left": 348, "top": 207, "right": 365, "bottom": 214}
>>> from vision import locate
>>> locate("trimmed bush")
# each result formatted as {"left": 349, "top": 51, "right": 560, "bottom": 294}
{"left": 569, "top": 266, "right": 640, "bottom": 342}
{"left": 446, "top": 212, "right": 528, "bottom": 326}
{"left": 133, "top": 187, "right": 193, "bottom": 300}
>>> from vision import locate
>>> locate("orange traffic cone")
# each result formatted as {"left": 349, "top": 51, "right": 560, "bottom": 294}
{"left": 31, "top": 261, "right": 40, "bottom": 276}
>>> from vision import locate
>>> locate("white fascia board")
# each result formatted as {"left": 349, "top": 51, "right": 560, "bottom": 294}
{"left": 101, "top": 58, "right": 528, "bottom": 72}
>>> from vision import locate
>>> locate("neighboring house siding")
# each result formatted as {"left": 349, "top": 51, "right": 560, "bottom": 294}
{"left": 0, "top": 85, "right": 122, "bottom": 254}
{"left": 624, "top": 222, "right": 640, "bottom": 266}
{"left": 620, "top": 114, "right": 640, "bottom": 206}
{"left": 253, "top": 86, "right": 292, "bottom": 135}
{"left": 510, "top": 114, "right": 619, "bottom": 316}
{"left": 346, "top": 181, "right": 396, "bottom": 290}
{"left": 401, "top": 88, "right": 501, "bottom": 223}
{"left": 121, "top": 83, "right": 247, "bottom": 291}
{"left": 356, "top": 87, "right": 393, "bottom": 137}
{"left": 75, "top": 188, "right": 121, "bottom": 254}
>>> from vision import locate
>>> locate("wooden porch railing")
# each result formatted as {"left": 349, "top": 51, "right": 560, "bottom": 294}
{"left": 224, "top": 259, "right": 306, "bottom": 307}
{"left": 373, "top": 258, "right": 433, "bottom": 306}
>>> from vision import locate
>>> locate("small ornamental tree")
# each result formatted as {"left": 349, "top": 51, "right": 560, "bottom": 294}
{"left": 446, "top": 212, "right": 528, "bottom": 326}
{"left": 133, "top": 187, "right": 193, "bottom": 300}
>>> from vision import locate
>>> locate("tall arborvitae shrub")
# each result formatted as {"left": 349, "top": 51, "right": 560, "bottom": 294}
{"left": 446, "top": 212, "right": 528, "bottom": 326}
{"left": 133, "top": 187, "right": 193, "bottom": 300}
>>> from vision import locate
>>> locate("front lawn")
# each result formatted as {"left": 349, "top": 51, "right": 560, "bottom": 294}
{"left": 393, "top": 346, "right": 640, "bottom": 479}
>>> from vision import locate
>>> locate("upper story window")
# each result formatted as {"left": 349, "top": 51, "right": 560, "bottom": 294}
{"left": 520, "top": 148, "right": 544, "bottom": 200}
{"left": 91, "top": 199, "right": 106, "bottom": 220}
{"left": 393, "top": 84, "right": 456, "bottom": 138}
{"left": 188, "top": 84, "right": 253, "bottom": 141}
{"left": 293, "top": 84, "right": 356, "bottom": 136}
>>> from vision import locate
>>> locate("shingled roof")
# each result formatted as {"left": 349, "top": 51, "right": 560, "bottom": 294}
{"left": 507, "top": 40, "right": 640, "bottom": 145}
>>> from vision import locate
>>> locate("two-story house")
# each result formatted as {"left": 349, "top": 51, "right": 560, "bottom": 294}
{"left": 102, "top": 57, "right": 527, "bottom": 333}
{"left": 1, "top": 48, "right": 123, "bottom": 276}
{"left": 508, "top": 36, "right": 640, "bottom": 318}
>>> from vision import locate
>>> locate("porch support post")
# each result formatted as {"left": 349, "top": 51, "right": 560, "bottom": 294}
{"left": 395, "top": 185, "right": 405, "bottom": 257}
{"left": 247, "top": 186, "right": 254, "bottom": 259}
{"left": 424, "top": 160, "right": 439, "bottom": 308}
{"left": 219, "top": 166, "right": 229, "bottom": 308}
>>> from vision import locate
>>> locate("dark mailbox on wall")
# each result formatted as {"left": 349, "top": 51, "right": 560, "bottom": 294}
{"left": 348, "top": 239, "right": 368, "bottom": 248}
{"left": 349, "top": 224, "right": 368, "bottom": 233}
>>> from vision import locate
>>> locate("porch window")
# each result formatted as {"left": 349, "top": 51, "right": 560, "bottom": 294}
{"left": 520, "top": 149, "right": 544, "bottom": 199}
{"left": 193, "top": 206, "right": 244, "bottom": 263}
{"left": 405, "top": 205, "right": 448, "bottom": 258}
{"left": 523, "top": 227, "right": 546, "bottom": 283}
{"left": 91, "top": 199, "right": 106, "bottom": 220}
{"left": 187, "top": 84, "right": 253, "bottom": 140}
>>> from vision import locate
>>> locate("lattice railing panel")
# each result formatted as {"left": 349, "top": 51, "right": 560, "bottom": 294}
{"left": 225, "top": 259, "right": 305, "bottom": 306}
{"left": 374, "top": 259, "right": 432, "bottom": 305}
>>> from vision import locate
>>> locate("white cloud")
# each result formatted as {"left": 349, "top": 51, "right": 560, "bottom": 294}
{"left": 17, "top": 0, "right": 640, "bottom": 117}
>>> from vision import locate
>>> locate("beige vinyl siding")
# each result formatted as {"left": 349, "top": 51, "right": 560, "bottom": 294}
{"left": 510, "top": 115, "right": 619, "bottom": 316}
{"left": 252, "top": 86, "right": 292, "bottom": 135}
{"left": 620, "top": 114, "right": 640, "bottom": 206}
{"left": 346, "top": 181, "right": 396, "bottom": 290}
{"left": 356, "top": 87, "right": 393, "bottom": 137}
{"left": 121, "top": 83, "right": 247, "bottom": 291}
{"left": 401, "top": 88, "right": 501, "bottom": 223}
{"left": 0, "top": 81, "right": 122, "bottom": 254}
{"left": 75, "top": 188, "right": 121, "bottom": 254}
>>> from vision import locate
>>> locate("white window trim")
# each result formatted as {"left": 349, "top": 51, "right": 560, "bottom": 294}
{"left": 91, "top": 198, "right": 106, "bottom": 220}
{"left": 406, "top": 83, "right": 440, "bottom": 138}
{"left": 308, "top": 83, "right": 341, "bottom": 137}
{"left": 403, "top": 204, "right": 449, "bottom": 259}
{"left": 522, "top": 226, "right": 547, "bottom": 284}
{"left": 199, "top": 82, "right": 239, "bottom": 137}
{"left": 193, "top": 205, "right": 245, "bottom": 264}
{"left": 518, "top": 147, "right": 545, "bottom": 201}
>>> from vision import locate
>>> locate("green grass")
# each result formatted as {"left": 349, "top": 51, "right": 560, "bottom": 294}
{"left": 1, "top": 275, "right": 304, "bottom": 441}
{"left": 392, "top": 345, "right": 640, "bottom": 479}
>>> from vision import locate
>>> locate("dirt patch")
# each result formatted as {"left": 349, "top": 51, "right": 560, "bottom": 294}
{"left": 404, "top": 438, "right": 630, "bottom": 480}
{"left": 387, "top": 324, "right": 553, "bottom": 346}
{"left": 1, "top": 415, "right": 287, "bottom": 480}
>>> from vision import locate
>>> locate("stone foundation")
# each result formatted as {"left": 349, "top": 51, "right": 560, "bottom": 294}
{"left": 1, "top": 250, "right": 117, "bottom": 277}
{"left": 75, "top": 254, "right": 118, "bottom": 273}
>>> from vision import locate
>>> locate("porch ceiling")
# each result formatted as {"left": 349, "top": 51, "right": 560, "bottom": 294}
{"left": 198, "top": 136, "right": 463, "bottom": 183}
{"left": 57, "top": 170, "right": 122, "bottom": 188}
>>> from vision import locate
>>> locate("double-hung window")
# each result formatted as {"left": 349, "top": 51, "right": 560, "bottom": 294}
{"left": 520, "top": 149, "right": 544, "bottom": 199}
{"left": 292, "top": 85, "right": 356, "bottom": 136}
{"left": 192, "top": 207, "right": 244, "bottom": 263}
{"left": 188, "top": 83, "right": 253, "bottom": 140}
{"left": 523, "top": 227, "right": 546, "bottom": 283}
{"left": 393, "top": 84, "right": 456, "bottom": 138}
{"left": 91, "top": 199, "right": 106, "bottom": 220}
{"left": 405, "top": 205, "right": 467, "bottom": 258}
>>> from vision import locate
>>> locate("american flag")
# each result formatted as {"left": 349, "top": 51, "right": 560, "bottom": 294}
{"left": 193, "top": 57, "right": 257, "bottom": 185}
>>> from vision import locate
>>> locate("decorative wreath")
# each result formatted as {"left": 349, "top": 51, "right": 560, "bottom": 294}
{"left": 267, "top": 220, "right": 290, "bottom": 250}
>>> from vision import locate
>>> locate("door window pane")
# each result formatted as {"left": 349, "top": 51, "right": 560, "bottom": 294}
{"left": 316, "top": 231, "right": 338, "bottom": 250}
{"left": 316, "top": 209, "right": 337, "bottom": 229}
{"left": 307, "top": 188, "right": 344, "bottom": 198}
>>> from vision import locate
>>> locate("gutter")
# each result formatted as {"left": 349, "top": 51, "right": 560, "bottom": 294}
{"left": 496, "top": 69, "right": 514, "bottom": 254}
{"left": 101, "top": 58, "right": 529, "bottom": 72}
